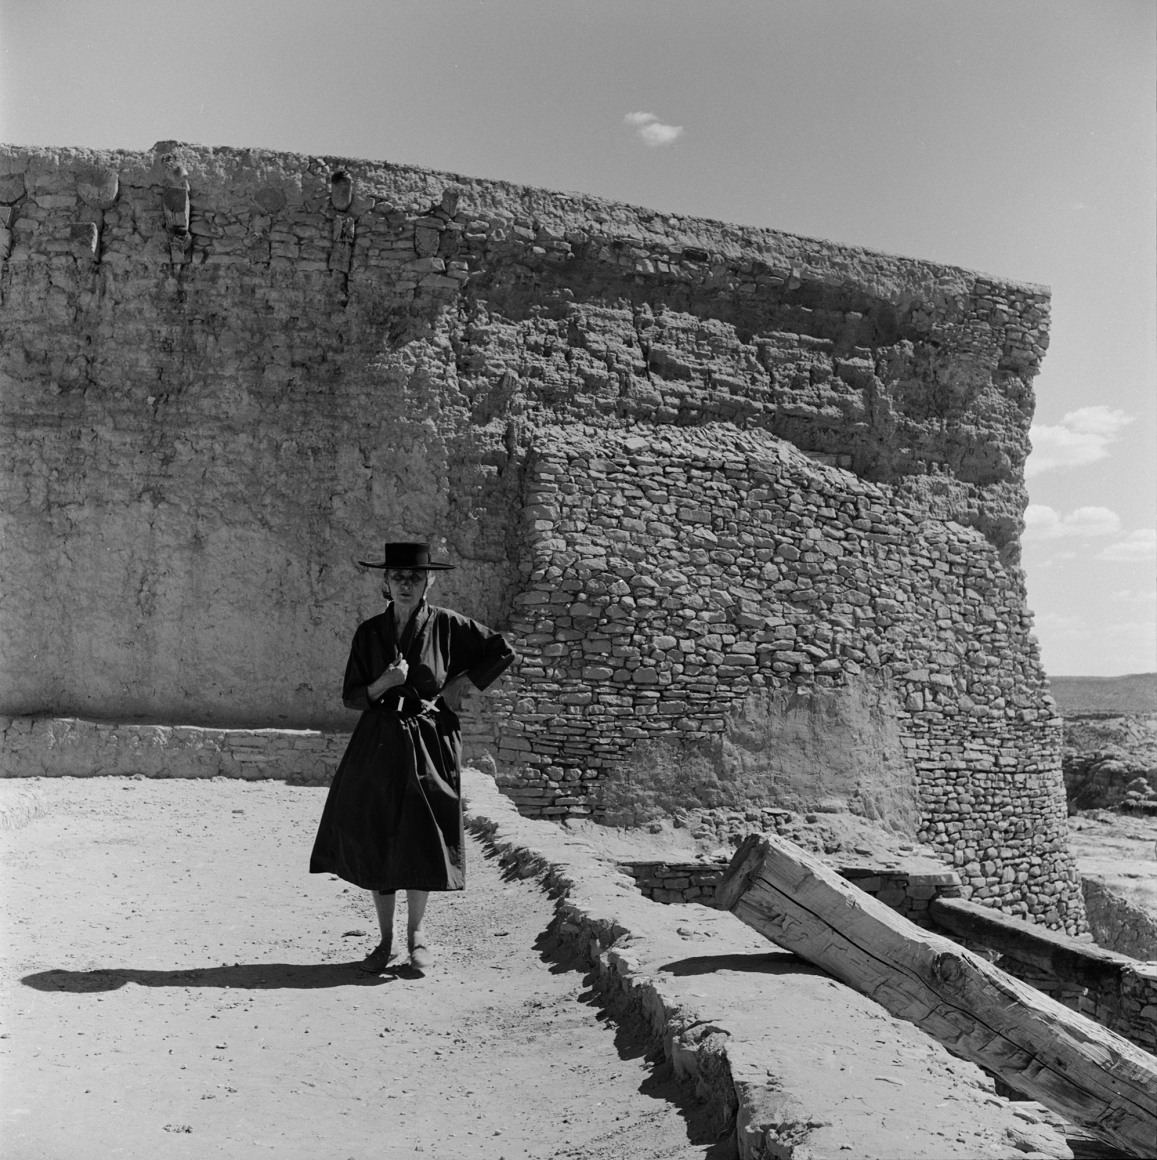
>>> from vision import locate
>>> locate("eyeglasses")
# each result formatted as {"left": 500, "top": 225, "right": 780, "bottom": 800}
{"left": 386, "top": 570, "right": 425, "bottom": 585}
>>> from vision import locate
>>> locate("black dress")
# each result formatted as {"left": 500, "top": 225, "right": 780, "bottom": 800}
{"left": 309, "top": 599, "right": 515, "bottom": 892}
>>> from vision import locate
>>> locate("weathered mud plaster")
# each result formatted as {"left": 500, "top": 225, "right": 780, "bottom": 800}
{"left": 605, "top": 669, "right": 919, "bottom": 831}
{"left": 0, "top": 141, "right": 1081, "bottom": 928}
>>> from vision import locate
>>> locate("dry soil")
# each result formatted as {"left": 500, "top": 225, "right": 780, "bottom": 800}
{"left": 0, "top": 777, "right": 1118, "bottom": 1160}
{"left": 1, "top": 778, "right": 728, "bottom": 1160}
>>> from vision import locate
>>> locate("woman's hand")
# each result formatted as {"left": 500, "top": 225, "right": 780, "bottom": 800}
{"left": 368, "top": 659, "right": 408, "bottom": 702}
{"left": 439, "top": 674, "right": 472, "bottom": 712}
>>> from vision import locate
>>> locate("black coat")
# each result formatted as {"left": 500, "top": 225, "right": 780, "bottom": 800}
{"left": 309, "top": 600, "right": 515, "bottom": 891}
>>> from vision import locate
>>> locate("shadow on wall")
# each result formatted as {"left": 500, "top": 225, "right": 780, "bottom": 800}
{"left": 603, "top": 676, "right": 918, "bottom": 833}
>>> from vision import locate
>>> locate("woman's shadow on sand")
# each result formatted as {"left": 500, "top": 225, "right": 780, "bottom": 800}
{"left": 20, "top": 960, "right": 423, "bottom": 992}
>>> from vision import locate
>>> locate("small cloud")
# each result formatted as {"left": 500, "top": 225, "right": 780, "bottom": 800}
{"left": 1067, "top": 507, "right": 1123, "bottom": 535}
{"left": 1063, "top": 407, "right": 1133, "bottom": 436}
{"left": 1023, "top": 504, "right": 1121, "bottom": 541}
{"left": 1071, "top": 202, "right": 1087, "bottom": 211}
{"left": 1026, "top": 406, "right": 1133, "bottom": 477}
{"left": 639, "top": 122, "right": 683, "bottom": 146}
{"left": 1022, "top": 504, "right": 1067, "bottom": 540}
{"left": 624, "top": 111, "right": 684, "bottom": 147}
{"left": 1098, "top": 529, "right": 1157, "bottom": 563}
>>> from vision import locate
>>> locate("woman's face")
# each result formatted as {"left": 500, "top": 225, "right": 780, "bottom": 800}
{"left": 384, "top": 568, "right": 431, "bottom": 613}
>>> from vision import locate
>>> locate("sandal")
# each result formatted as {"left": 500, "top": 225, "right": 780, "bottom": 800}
{"left": 358, "top": 938, "right": 394, "bottom": 973}
{"left": 408, "top": 933, "right": 433, "bottom": 970}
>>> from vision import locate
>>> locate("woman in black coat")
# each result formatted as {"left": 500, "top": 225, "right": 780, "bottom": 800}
{"left": 310, "top": 543, "right": 515, "bottom": 972}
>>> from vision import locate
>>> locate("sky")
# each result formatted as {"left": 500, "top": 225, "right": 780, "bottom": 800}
{"left": 1, "top": 0, "right": 1153, "bottom": 676}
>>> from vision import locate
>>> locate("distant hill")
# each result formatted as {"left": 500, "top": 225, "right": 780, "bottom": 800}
{"left": 1048, "top": 673, "right": 1157, "bottom": 716}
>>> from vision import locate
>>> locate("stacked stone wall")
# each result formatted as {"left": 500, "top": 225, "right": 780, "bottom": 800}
{"left": 0, "top": 142, "right": 1081, "bottom": 929}
{"left": 1081, "top": 876, "right": 1157, "bottom": 962}
{"left": 483, "top": 425, "right": 1078, "bottom": 927}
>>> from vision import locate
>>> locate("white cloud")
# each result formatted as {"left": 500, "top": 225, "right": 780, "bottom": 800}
{"left": 1098, "top": 529, "right": 1157, "bottom": 563}
{"left": 624, "top": 111, "right": 684, "bottom": 147}
{"left": 1064, "top": 407, "right": 1134, "bottom": 436}
{"left": 1023, "top": 504, "right": 1121, "bottom": 541}
{"left": 1025, "top": 507, "right": 1156, "bottom": 566}
{"left": 1025, "top": 406, "right": 1134, "bottom": 477}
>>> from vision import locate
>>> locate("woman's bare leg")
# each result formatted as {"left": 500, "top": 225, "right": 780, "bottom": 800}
{"left": 406, "top": 890, "right": 432, "bottom": 967}
{"left": 371, "top": 890, "right": 397, "bottom": 943}
{"left": 358, "top": 890, "right": 397, "bottom": 972}
{"left": 406, "top": 890, "right": 429, "bottom": 940}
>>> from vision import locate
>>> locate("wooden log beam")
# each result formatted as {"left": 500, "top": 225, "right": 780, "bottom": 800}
{"left": 716, "top": 833, "right": 1157, "bottom": 1159}
{"left": 929, "top": 895, "right": 1137, "bottom": 990}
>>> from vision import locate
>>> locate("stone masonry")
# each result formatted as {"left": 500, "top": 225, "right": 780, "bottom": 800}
{"left": 0, "top": 142, "right": 1082, "bottom": 930}
{"left": 490, "top": 424, "right": 1075, "bottom": 936}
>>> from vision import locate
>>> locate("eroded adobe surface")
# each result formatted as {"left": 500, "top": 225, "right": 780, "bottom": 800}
{"left": 0, "top": 142, "right": 1081, "bottom": 928}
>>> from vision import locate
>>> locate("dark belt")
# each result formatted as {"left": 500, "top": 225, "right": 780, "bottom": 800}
{"left": 379, "top": 693, "right": 439, "bottom": 719}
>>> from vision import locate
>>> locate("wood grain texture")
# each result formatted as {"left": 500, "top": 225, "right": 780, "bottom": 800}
{"left": 929, "top": 895, "right": 1135, "bottom": 988}
{"left": 717, "top": 832, "right": 1157, "bottom": 1159}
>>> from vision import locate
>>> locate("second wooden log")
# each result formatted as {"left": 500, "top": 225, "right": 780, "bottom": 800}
{"left": 715, "top": 832, "right": 1157, "bottom": 1160}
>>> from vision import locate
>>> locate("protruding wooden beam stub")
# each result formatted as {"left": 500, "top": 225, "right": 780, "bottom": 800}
{"left": 329, "top": 214, "right": 355, "bottom": 272}
{"left": 162, "top": 186, "right": 190, "bottom": 234}
{"left": 159, "top": 152, "right": 192, "bottom": 257}
{"left": 75, "top": 166, "right": 119, "bottom": 209}
{"left": 254, "top": 186, "right": 286, "bottom": 214}
{"left": 69, "top": 222, "right": 99, "bottom": 260}
{"left": 169, "top": 230, "right": 193, "bottom": 265}
{"left": 330, "top": 170, "right": 353, "bottom": 212}
{"left": 717, "top": 833, "right": 1157, "bottom": 1159}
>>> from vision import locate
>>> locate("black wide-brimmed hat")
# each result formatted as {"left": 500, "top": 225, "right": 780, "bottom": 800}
{"left": 358, "top": 542, "right": 456, "bottom": 571}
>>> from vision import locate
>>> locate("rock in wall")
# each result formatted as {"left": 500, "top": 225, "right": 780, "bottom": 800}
{"left": 0, "top": 142, "right": 1081, "bottom": 928}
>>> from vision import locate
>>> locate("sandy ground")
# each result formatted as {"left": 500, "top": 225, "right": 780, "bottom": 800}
{"left": 1, "top": 778, "right": 728, "bottom": 1160}
{"left": 0, "top": 777, "right": 1108, "bottom": 1160}
{"left": 1068, "top": 811, "right": 1157, "bottom": 923}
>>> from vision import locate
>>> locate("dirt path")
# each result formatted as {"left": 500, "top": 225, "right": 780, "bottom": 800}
{"left": 1, "top": 778, "right": 727, "bottom": 1160}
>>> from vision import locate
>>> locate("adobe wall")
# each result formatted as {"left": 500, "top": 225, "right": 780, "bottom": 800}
{"left": 0, "top": 142, "right": 1082, "bottom": 929}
